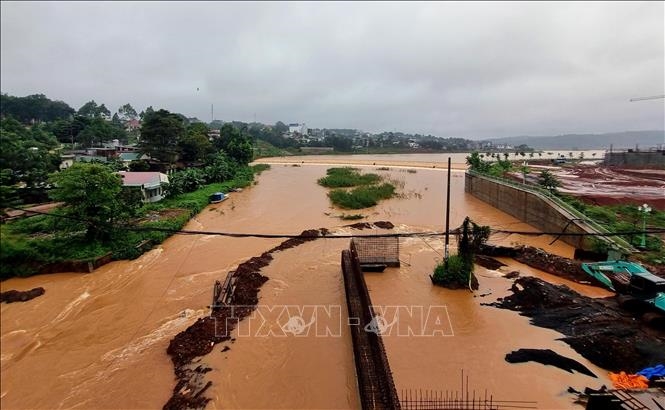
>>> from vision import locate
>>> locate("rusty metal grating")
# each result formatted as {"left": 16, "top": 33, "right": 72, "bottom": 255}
{"left": 351, "top": 237, "right": 400, "bottom": 267}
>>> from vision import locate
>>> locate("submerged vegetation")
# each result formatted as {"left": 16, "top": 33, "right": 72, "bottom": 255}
{"left": 317, "top": 167, "right": 381, "bottom": 188}
{"left": 431, "top": 217, "right": 489, "bottom": 289}
{"left": 318, "top": 167, "right": 397, "bottom": 209}
{"left": 339, "top": 213, "right": 365, "bottom": 220}
{"left": 328, "top": 183, "right": 396, "bottom": 209}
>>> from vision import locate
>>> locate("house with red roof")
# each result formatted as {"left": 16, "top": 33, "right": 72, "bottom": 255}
{"left": 118, "top": 171, "right": 169, "bottom": 203}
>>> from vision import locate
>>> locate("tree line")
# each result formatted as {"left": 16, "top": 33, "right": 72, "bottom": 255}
{"left": 0, "top": 93, "right": 255, "bottom": 209}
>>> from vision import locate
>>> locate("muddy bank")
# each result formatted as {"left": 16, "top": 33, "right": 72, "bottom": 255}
{"left": 479, "top": 244, "right": 605, "bottom": 287}
{"left": 0, "top": 287, "right": 45, "bottom": 303}
{"left": 479, "top": 243, "right": 665, "bottom": 282}
{"left": 491, "top": 276, "right": 665, "bottom": 372}
{"left": 165, "top": 223, "right": 394, "bottom": 409}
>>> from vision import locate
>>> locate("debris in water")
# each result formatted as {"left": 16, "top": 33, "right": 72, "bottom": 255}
{"left": 505, "top": 348, "right": 597, "bottom": 377}
{"left": 1, "top": 287, "right": 45, "bottom": 303}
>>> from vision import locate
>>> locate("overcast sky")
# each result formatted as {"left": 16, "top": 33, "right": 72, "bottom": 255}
{"left": 1, "top": 1, "right": 663, "bottom": 138}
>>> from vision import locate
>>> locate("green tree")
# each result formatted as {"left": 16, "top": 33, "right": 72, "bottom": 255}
{"left": 179, "top": 123, "right": 213, "bottom": 162}
{"left": 538, "top": 170, "right": 561, "bottom": 193}
{"left": 466, "top": 151, "right": 490, "bottom": 173}
{"left": 98, "top": 104, "right": 111, "bottom": 119}
{"left": 204, "top": 152, "right": 236, "bottom": 183}
{"left": 48, "top": 163, "right": 134, "bottom": 240}
{"left": 274, "top": 121, "right": 288, "bottom": 134}
{"left": 165, "top": 168, "right": 205, "bottom": 197}
{"left": 139, "top": 106, "right": 155, "bottom": 121}
{"left": 129, "top": 160, "right": 151, "bottom": 172}
{"left": 78, "top": 100, "right": 100, "bottom": 118}
{"left": 139, "top": 109, "right": 185, "bottom": 163}
{"left": 111, "top": 113, "right": 122, "bottom": 127}
{"left": 0, "top": 169, "right": 19, "bottom": 209}
{"left": 519, "top": 163, "right": 530, "bottom": 183}
{"left": 118, "top": 103, "right": 138, "bottom": 121}
{"left": 1, "top": 93, "right": 75, "bottom": 123}
{"left": 76, "top": 117, "right": 124, "bottom": 147}
{"left": 0, "top": 118, "right": 61, "bottom": 192}
{"left": 325, "top": 135, "right": 353, "bottom": 152}
{"left": 214, "top": 123, "right": 253, "bottom": 164}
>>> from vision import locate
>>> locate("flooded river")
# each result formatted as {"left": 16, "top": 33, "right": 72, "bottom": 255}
{"left": 2, "top": 156, "right": 611, "bottom": 409}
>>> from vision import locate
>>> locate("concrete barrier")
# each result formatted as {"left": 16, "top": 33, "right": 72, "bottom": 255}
{"left": 465, "top": 172, "right": 631, "bottom": 255}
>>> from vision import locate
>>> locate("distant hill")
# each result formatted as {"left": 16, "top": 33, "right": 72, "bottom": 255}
{"left": 488, "top": 130, "right": 664, "bottom": 150}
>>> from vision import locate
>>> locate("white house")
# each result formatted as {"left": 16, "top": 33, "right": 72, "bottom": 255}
{"left": 288, "top": 123, "right": 307, "bottom": 135}
{"left": 118, "top": 171, "right": 169, "bottom": 203}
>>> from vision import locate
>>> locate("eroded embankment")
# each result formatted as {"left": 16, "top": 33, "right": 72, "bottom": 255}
{"left": 491, "top": 276, "right": 665, "bottom": 372}
{"left": 164, "top": 222, "right": 394, "bottom": 409}
{"left": 479, "top": 244, "right": 609, "bottom": 286}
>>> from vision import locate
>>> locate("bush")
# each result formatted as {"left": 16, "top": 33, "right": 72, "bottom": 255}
{"left": 0, "top": 232, "right": 40, "bottom": 279}
{"left": 318, "top": 167, "right": 381, "bottom": 188}
{"left": 7, "top": 215, "right": 53, "bottom": 234}
{"left": 431, "top": 254, "right": 470, "bottom": 288}
{"left": 328, "top": 183, "right": 396, "bottom": 209}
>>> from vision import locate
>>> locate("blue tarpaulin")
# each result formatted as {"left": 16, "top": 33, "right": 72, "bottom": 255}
{"left": 636, "top": 364, "right": 665, "bottom": 380}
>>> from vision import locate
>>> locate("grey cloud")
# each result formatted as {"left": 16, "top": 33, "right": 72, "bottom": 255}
{"left": 1, "top": 1, "right": 663, "bottom": 138}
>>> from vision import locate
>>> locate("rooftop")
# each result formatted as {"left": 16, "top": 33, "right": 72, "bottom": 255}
{"left": 118, "top": 171, "right": 168, "bottom": 187}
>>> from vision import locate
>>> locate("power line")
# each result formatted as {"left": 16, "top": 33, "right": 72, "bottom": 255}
{"left": 6, "top": 206, "right": 665, "bottom": 240}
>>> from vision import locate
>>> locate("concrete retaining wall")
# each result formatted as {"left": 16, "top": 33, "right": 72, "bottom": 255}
{"left": 465, "top": 173, "right": 593, "bottom": 251}
{"left": 604, "top": 151, "right": 665, "bottom": 169}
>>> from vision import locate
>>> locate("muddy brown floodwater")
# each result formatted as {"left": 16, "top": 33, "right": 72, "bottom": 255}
{"left": 2, "top": 156, "right": 611, "bottom": 409}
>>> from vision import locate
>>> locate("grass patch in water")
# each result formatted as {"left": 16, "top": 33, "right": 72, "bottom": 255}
{"left": 318, "top": 167, "right": 381, "bottom": 188}
{"left": 339, "top": 213, "right": 365, "bottom": 220}
{"left": 328, "top": 183, "right": 396, "bottom": 209}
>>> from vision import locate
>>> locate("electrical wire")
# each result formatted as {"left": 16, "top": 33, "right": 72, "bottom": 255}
{"left": 5, "top": 206, "right": 665, "bottom": 240}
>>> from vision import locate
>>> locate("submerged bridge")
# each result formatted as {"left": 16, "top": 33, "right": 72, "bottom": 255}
{"left": 341, "top": 242, "right": 401, "bottom": 409}
{"left": 341, "top": 238, "right": 538, "bottom": 410}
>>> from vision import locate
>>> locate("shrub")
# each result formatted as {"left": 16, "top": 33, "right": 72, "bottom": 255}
{"left": 328, "top": 183, "right": 396, "bottom": 209}
{"left": 318, "top": 167, "right": 381, "bottom": 188}
{"left": 431, "top": 254, "right": 470, "bottom": 288}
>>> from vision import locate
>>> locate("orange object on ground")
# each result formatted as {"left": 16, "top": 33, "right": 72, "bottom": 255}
{"left": 608, "top": 371, "right": 649, "bottom": 389}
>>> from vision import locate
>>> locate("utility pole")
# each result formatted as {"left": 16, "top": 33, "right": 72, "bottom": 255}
{"left": 444, "top": 157, "right": 451, "bottom": 263}
{"left": 638, "top": 203, "right": 651, "bottom": 248}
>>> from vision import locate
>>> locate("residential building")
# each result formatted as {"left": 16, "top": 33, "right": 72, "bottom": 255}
{"left": 118, "top": 152, "right": 149, "bottom": 166}
{"left": 288, "top": 123, "right": 307, "bottom": 135}
{"left": 118, "top": 171, "right": 169, "bottom": 203}
{"left": 125, "top": 119, "right": 140, "bottom": 132}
